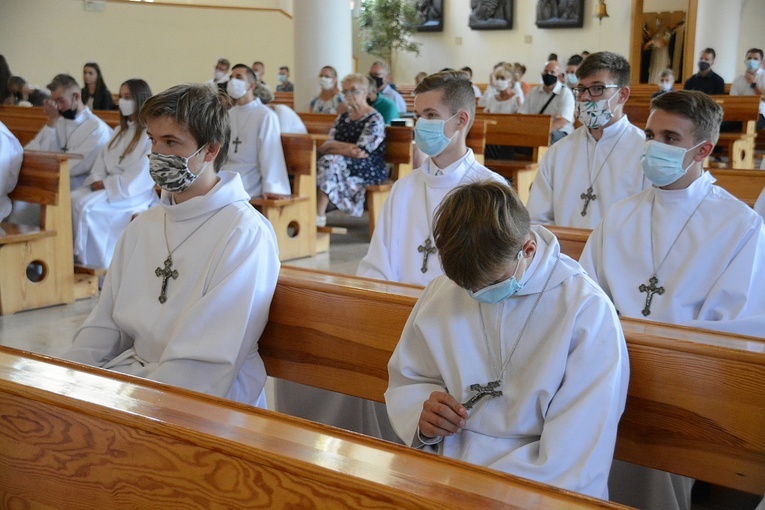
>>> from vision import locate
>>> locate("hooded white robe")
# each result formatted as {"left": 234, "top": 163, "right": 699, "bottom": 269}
{"left": 0, "top": 120, "right": 23, "bottom": 220}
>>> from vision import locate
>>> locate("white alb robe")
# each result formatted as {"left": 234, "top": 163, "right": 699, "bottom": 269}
{"left": 63, "top": 172, "right": 280, "bottom": 407}
{"left": 25, "top": 107, "right": 113, "bottom": 190}
{"left": 386, "top": 226, "right": 629, "bottom": 499}
{"left": 222, "top": 98, "right": 290, "bottom": 198}
{"left": 756, "top": 186, "right": 765, "bottom": 218}
{"left": 0, "top": 120, "right": 23, "bottom": 220}
{"left": 526, "top": 115, "right": 649, "bottom": 228}
{"left": 359, "top": 150, "right": 505, "bottom": 286}
{"left": 271, "top": 104, "right": 308, "bottom": 134}
{"left": 580, "top": 171, "right": 765, "bottom": 509}
{"left": 71, "top": 122, "right": 158, "bottom": 268}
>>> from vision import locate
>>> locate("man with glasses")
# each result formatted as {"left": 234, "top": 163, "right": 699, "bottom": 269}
{"left": 518, "top": 60, "right": 575, "bottom": 144}
{"left": 526, "top": 52, "right": 649, "bottom": 229}
{"left": 25, "top": 74, "right": 112, "bottom": 190}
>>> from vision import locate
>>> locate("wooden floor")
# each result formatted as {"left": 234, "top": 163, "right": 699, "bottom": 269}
{"left": 0, "top": 208, "right": 760, "bottom": 510}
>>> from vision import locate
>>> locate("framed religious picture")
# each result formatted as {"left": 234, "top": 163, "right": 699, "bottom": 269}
{"left": 535, "top": 0, "right": 584, "bottom": 29}
{"left": 415, "top": 0, "right": 444, "bottom": 32}
{"left": 469, "top": 0, "right": 513, "bottom": 31}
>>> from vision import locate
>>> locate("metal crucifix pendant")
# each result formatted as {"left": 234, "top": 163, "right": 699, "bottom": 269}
{"left": 155, "top": 255, "right": 179, "bottom": 304}
{"left": 417, "top": 237, "right": 437, "bottom": 274}
{"left": 638, "top": 275, "right": 664, "bottom": 316}
{"left": 580, "top": 187, "right": 596, "bottom": 216}
{"left": 461, "top": 380, "right": 503, "bottom": 410}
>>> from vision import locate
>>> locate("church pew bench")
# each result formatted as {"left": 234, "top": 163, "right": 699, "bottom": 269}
{"left": 272, "top": 91, "right": 294, "bottom": 109}
{"left": 0, "top": 151, "right": 76, "bottom": 315}
{"left": 543, "top": 224, "right": 591, "bottom": 261}
{"left": 710, "top": 167, "right": 765, "bottom": 208}
{"left": 260, "top": 266, "right": 765, "bottom": 495}
{"left": 0, "top": 106, "right": 121, "bottom": 148}
{"left": 623, "top": 95, "right": 760, "bottom": 169}
{"left": 250, "top": 134, "right": 317, "bottom": 261}
{"left": 0, "top": 345, "right": 626, "bottom": 510}
{"left": 474, "top": 113, "right": 553, "bottom": 204}
{"left": 627, "top": 83, "right": 732, "bottom": 102}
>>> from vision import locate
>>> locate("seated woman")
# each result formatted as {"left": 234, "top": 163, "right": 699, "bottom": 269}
{"left": 310, "top": 65, "right": 345, "bottom": 114}
{"left": 3, "top": 76, "right": 49, "bottom": 106}
{"left": 483, "top": 63, "right": 523, "bottom": 114}
{"left": 81, "top": 62, "right": 115, "bottom": 110}
{"left": 70, "top": 79, "right": 158, "bottom": 269}
{"left": 316, "top": 73, "right": 386, "bottom": 227}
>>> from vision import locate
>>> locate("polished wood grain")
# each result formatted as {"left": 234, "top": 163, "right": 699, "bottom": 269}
{"left": 0, "top": 345, "right": 625, "bottom": 510}
{"left": 711, "top": 168, "right": 765, "bottom": 207}
{"left": 544, "top": 225, "right": 591, "bottom": 261}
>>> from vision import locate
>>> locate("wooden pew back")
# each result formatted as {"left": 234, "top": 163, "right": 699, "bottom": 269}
{"left": 0, "top": 105, "right": 121, "bottom": 147}
{"left": 272, "top": 91, "right": 295, "bottom": 109}
{"left": 475, "top": 113, "right": 552, "bottom": 153}
{"left": 0, "top": 344, "right": 622, "bottom": 509}
{"left": 261, "top": 267, "right": 765, "bottom": 495}
{"left": 711, "top": 168, "right": 765, "bottom": 207}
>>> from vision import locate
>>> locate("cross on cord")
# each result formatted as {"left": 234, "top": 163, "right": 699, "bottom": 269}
{"left": 461, "top": 381, "right": 503, "bottom": 410}
{"left": 418, "top": 237, "right": 437, "bottom": 274}
{"left": 232, "top": 137, "right": 242, "bottom": 153}
{"left": 155, "top": 256, "right": 179, "bottom": 304}
{"left": 638, "top": 275, "right": 664, "bottom": 316}
{"left": 580, "top": 187, "right": 596, "bottom": 216}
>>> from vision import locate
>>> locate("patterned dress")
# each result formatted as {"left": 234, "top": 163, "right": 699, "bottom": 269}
{"left": 318, "top": 110, "right": 386, "bottom": 216}
{"left": 310, "top": 94, "right": 344, "bottom": 114}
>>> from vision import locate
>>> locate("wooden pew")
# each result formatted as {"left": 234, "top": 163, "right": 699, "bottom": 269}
{"left": 711, "top": 168, "right": 765, "bottom": 207}
{"left": 627, "top": 83, "right": 732, "bottom": 102}
{"left": 544, "top": 225, "right": 591, "bottom": 261}
{"left": 272, "top": 91, "right": 295, "bottom": 109}
{"left": 474, "top": 113, "right": 553, "bottom": 204}
{"left": 251, "top": 134, "right": 317, "bottom": 261}
{"left": 0, "top": 345, "right": 625, "bottom": 510}
{"left": 0, "top": 152, "right": 75, "bottom": 315}
{"left": 261, "top": 267, "right": 765, "bottom": 495}
{"left": 0, "top": 106, "right": 121, "bottom": 147}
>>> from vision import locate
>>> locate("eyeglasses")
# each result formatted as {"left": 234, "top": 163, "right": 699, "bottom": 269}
{"left": 573, "top": 84, "right": 620, "bottom": 98}
{"left": 341, "top": 89, "right": 365, "bottom": 96}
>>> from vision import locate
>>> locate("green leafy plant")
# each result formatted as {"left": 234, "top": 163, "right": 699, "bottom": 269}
{"left": 358, "top": 0, "right": 421, "bottom": 69}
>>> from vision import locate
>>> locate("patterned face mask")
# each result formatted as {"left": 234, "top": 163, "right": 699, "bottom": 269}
{"left": 575, "top": 92, "right": 618, "bottom": 130}
{"left": 148, "top": 145, "right": 207, "bottom": 193}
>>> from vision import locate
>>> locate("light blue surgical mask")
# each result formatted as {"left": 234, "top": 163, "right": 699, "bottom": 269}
{"left": 746, "top": 59, "right": 761, "bottom": 73}
{"left": 565, "top": 72, "right": 578, "bottom": 86}
{"left": 468, "top": 250, "right": 524, "bottom": 304}
{"left": 641, "top": 140, "right": 705, "bottom": 187}
{"left": 414, "top": 112, "right": 458, "bottom": 157}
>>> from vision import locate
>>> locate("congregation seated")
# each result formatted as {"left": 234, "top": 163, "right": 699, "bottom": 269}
{"left": 205, "top": 57, "right": 230, "bottom": 93}
{"left": 3, "top": 75, "right": 49, "bottom": 106}
{"left": 316, "top": 73, "right": 386, "bottom": 227}
{"left": 482, "top": 63, "right": 523, "bottom": 114}
{"left": 81, "top": 62, "right": 116, "bottom": 111}
{"left": 310, "top": 65, "right": 345, "bottom": 114}
{"left": 70, "top": 78, "right": 158, "bottom": 269}
{"left": 525, "top": 52, "right": 649, "bottom": 229}
{"left": 0, "top": 119, "right": 22, "bottom": 221}
{"left": 220, "top": 64, "right": 290, "bottom": 199}
{"left": 252, "top": 82, "right": 307, "bottom": 135}
{"left": 61, "top": 83, "right": 280, "bottom": 407}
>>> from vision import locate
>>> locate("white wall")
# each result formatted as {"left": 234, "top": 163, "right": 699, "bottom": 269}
{"left": 735, "top": 0, "right": 765, "bottom": 78}
{"left": 0, "top": 0, "right": 293, "bottom": 94}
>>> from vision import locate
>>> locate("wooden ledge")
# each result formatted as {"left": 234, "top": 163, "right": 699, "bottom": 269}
{"left": 0, "top": 223, "right": 54, "bottom": 245}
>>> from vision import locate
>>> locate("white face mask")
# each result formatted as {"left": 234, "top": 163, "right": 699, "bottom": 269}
{"left": 319, "top": 76, "right": 334, "bottom": 91}
{"left": 494, "top": 79, "right": 511, "bottom": 91}
{"left": 226, "top": 78, "right": 249, "bottom": 100}
{"left": 659, "top": 81, "right": 673, "bottom": 92}
{"left": 214, "top": 70, "right": 227, "bottom": 82}
{"left": 118, "top": 98, "right": 135, "bottom": 117}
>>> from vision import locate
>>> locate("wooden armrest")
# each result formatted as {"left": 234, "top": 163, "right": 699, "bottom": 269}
{"left": 0, "top": 222, "right": 54, "bottom": 244}
{"left": 250, "top": 195, "right": 310, "bottom": 208}
{"left": 74, "top": 264, "right": 107, "bottom": 276}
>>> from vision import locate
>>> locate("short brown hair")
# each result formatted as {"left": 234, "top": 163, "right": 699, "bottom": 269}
{"left": 576, "top": 51, "right": 630, "bottom": 87}
{"left": 651, "top": 90, "right": 722, "bottom": 145}
{"left": 414, "top": 70, "right": 476, "bottom": 131}
{"left": 434, "top": 181, "right": 530, "bottom": 291}
{"left": 47, "top": 73, "right": 79, "bottom": 93}
{"left": 138, "top": 84, "right": 230, "bottom": 171}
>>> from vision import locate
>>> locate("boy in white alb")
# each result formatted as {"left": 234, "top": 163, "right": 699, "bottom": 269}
{"left": 386, "top": 181, "right": 628, "bottom": 499}
{"left": 0, "top": 120, "right": 22, "bottom": 221}
{"left": 580, "top": 91, "right": 765, "bottom": 509}
{"left": 221, "top": 64, "right": 290, "bottom": 199}
{"left": 63, "top": 84, "right": 280, "bottom": 407}
{"left": 526, "top": 52, "right": 649, "bottom": 228}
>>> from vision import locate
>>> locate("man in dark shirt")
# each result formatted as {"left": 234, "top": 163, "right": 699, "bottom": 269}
{"left": 684, "top": 48, "right": 725, "bottom": 95}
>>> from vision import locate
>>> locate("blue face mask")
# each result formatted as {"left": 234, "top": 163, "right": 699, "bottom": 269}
{"left": 468, "top": 250, "right": 524, "bottom": 304}
{"left": 414, "top": 112, "right": 458, "bottom": 157}
{"left": 641, "top": 140, "right": 704, "bottom": 187}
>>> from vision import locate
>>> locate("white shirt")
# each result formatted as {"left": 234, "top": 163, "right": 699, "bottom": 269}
{"left": 730, "top": 68, "right": 765, "bottom": 117}
{"left": 0, "top": 120, "right": 23, "bottom": 220}
{"left": 25, "top": 108, "right": 113, "bottom": 190}
{"left": 482, "top": 93, "right": 523, "bottom": 114}
{"left": 580, "top": 171, "right": 765, "bottom": 337}
{"left": 222, "top": 98, "right": 290, "bottom": 197}
{"left": 271, "top": 104, "right": 308, "bottom": 134}
{"left": 386, "top": 226, "right": 628, "bottom": 499}
{"left": 380, "top": 84, "right": 407, "bottom": 114}
{"left": 526, "top": 115, "right": 649, "bottom": 228}
{"left": 358, "top": 150, "right": 505, "bottom": 286}
{"left": 519, "top": 81, "right": 575, "bottom": 134}
{"left": 63, "top": 172, "right": 280, "bottom": 406}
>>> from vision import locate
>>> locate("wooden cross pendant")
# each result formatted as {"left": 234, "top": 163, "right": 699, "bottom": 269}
{"left": 461, "top": 380, "right": 503, "bottom": 410}
{"left": 155, "top": 255, "right": 179, "bottom": 304}
{"left": 580, "top": 187, "right": 596, "bottom": 216}
{"left": 232, "top": 137, "right": 242, "bottom": 153}
{"left": 638, "top": 275, "right": 664, "bottom": 316}
{"left": 417, "top": 237, "right": 437, "bottom": 274}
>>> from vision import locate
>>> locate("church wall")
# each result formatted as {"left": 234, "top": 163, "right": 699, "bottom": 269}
{"left": 0, "top": 0, "right": 293, "bottom": 95}
{"left": 735, "top": 0, "right": 765, "bottom": 77}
